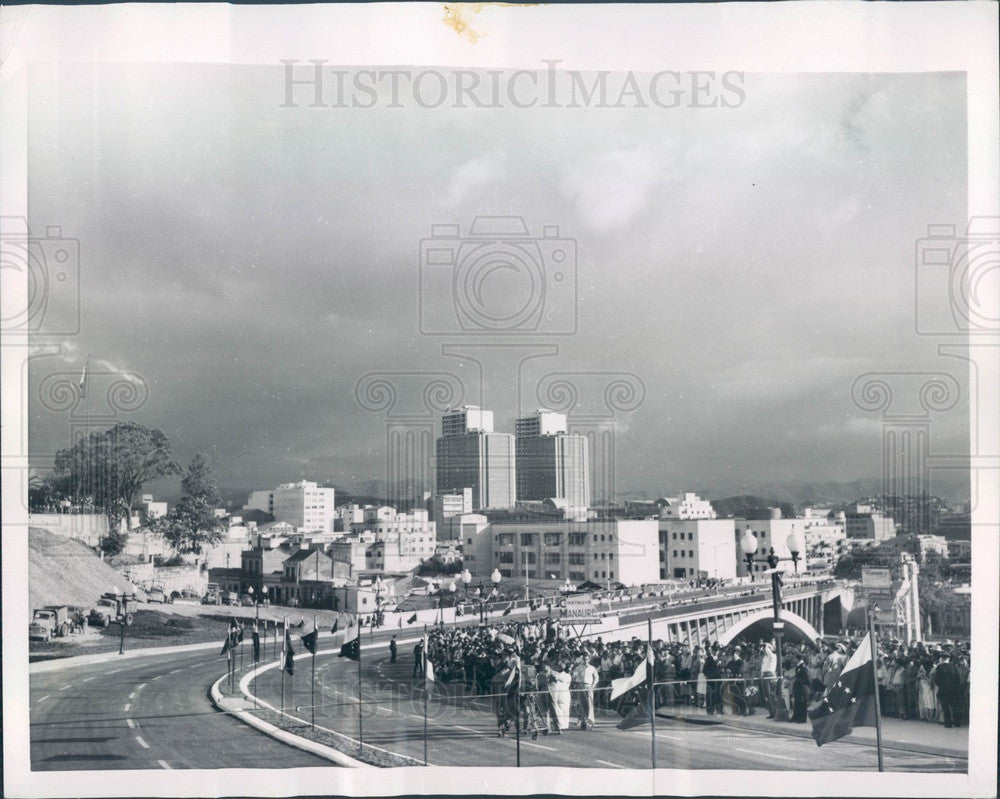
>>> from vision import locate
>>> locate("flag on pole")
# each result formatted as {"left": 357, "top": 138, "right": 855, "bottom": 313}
{"left": 330, "top": 619, "right": 339, "bottom": 634}
{"left": 78, "top": 356, "right": 90, "bottom": 398}
{"left": 406, "top": 613, "right": 418, "bottom": 625}
{"left": 284, "top": 630, "right": 296, "bottom": 675}
{"left": 809, "top": 635, "right": 878, "bottom": 746}
{"left": 610, "top": 645, "right": 654, "bottom": 702}
{"left": 502, "top": 602, "right": 513, "bottom": 616}
{"left": 398, "top": 616, "right": 403, "bottom": 628}
{"left": 301, "top": 626, "right": 318, "bottom": 655}
{"left": 617, "top": 701, "right": 652, "bottom": 730}
{"left": 251, "top": 628, "right": 261, "bottom": 662}
{"left": 221, "top": 618, "right": 241, "bottom": 654}
{"left": 338, "top": 629, "right": 360, "bottom": 661}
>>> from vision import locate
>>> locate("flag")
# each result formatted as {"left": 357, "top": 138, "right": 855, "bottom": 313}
{"left": 338, "top": 629, "right": 360, "bottom": 661}
{"left": 407, "top": 613, "right": 418, "bottom": 625}
{"left": 502, "top": 602, "right": 513, "bottom": 616}
{"left": 423, "top": 630, "right": 435, "bottom": 683}
{"left": 809, "top": 636, "right": 877, "bottom": 746}
{"left": 301, "top": 628, "right": 318, "bottom": 655}
{"left": 455, "top": 605, "right": 462, "bottom": 618}
{"left": 617, "top": 701, "right": 652, "bottom": 730}
{"left": 398, "top": 617, "right": 403, "bottom": 628}
{"left": 221, "top": 635, "right": 233, "bottom": 655}
{"left": 251, "top": 630, "right": 261, "bottom": 662}
{"left": 330, "top": 619, "right": 339, "bottom": 634}
{"left": 78, "top": 356, "right": 90, "bottom": 398}
{"left": 610, "top": 645, "right": 653, "bottom": 701}
{"left": 283, "top": 631, "right": 296, "bottom": 675}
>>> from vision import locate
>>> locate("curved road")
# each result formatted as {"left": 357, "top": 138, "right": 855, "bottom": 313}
{"left": 30, "top": 646, "right": 330, "bottom": 771}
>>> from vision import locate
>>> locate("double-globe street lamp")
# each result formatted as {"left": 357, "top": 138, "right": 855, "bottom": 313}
{"left": 739, "top": 526, "right": 806, "bottom": 722}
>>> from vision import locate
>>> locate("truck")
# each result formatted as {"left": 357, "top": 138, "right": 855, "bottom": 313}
{"left": 29, "top": 606, "right": 70, "bottom": 642}
{"left": 88, "top": 597, "right": 119, "bottom": 628}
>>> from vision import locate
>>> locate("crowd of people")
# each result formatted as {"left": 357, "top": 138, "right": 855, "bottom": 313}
{"left": 416, "top": 619, "right": 971, "bottom": 737}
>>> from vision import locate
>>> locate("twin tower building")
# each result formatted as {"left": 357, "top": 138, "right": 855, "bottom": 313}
{"left": 435, "top": 405, "right": 591, "bottom": 514}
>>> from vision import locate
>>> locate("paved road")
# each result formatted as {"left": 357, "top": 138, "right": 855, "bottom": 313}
{"left": 252, "top": 637, "right": 966, "bottom": 772}
{"left": 30, "top": 647, "right": 331, "bottom": 771}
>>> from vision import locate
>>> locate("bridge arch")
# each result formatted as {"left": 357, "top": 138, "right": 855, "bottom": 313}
{"left": 717, "top": 608, "right": 821, "bottom": 648}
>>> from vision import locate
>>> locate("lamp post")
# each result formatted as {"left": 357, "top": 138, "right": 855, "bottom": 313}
{"left": 460, "top": 569, "right": 472, "bottom": 618}
{"left": 112, "top": 585, "right": 137, "bottom": 656}
{"left": 739, "top": 526, "right": 805, "bottom": 722}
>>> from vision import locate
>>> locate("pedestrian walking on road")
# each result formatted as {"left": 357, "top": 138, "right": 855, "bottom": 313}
{"left": 389, "top": 635, "right": 397, "bottom": 663}
{"left": 413, "top": 640, "right": 424, "bottom": 678}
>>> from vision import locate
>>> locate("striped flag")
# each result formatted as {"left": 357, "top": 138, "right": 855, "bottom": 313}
{"left": 610, "top": 645, "right": 654, "bottom": 701}
{"left": 809, "top": 635, "right": 877, "bottom": 746}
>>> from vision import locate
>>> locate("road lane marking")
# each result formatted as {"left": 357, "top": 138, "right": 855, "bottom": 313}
{"left": 126, "top": 719, "right": 136, "bottom": 729}
{"left": 732, "top": 747, "right": 794, "bottom": 761}
{"left": 157, "top": 760, "right": 171, "bottom": 769}
{"left": 595, "top": 759, "right": 622, "bottom": 768}
{"left": 137, "top": 683, "right": 146, "bottom": 691}
{"left": 59, "top": 685, "right": 71, "bottom": 690}
{"left": 129, "top": 691, "right": 137, "bottom": 699}
{"left": 37, "top": 695, "right": 50, "bottom": 702}
{"left": 123, "top": 702, "right": 131, "bottom": 712}
{"left": 135, "top": 736, "right": 150, "bottom": 749}
{"left": 520, "top": 740, "right": 558, "bottom": 751}
{"left": 168, "top": 669, "right": 183, "bottom": 675}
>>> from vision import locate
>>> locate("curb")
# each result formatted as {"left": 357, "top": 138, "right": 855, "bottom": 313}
{"left": 29, "top": 638, "right": 224, "bottom": 673}
{"left": 209, "top": 670, "right": 371, "bottom": 769}
{"left": 659, "top": 709, "right": 967, "bottom": 759}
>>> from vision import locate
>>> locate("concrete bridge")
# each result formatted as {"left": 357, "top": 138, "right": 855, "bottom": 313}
{"left": 587, "top": 580, "right": 855, "bottom": 647}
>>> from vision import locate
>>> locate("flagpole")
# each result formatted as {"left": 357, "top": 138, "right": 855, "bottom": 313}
{"left": 280, "top": 616, "right": 286, "bottom": 717}
{"left": 648, "top": 617, "right": 656, "bottom": 770}
{"left": 311, "top": 614, "right": 317, "bottom": 729}
{"left": 357, "top": 618, "right": 363, "bottom": 753}
{"left": 866, "top": 604, "right": 885, "bottom": 772}
{"left": 515, "top": 622, "right": 521, "bottom": 768}
{"left": 423, "top": 624, "right": 429, "bottom": 766}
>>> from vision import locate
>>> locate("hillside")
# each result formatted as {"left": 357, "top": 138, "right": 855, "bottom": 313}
{"left": 28, "top": 527, "right": 142, "bottom": 611}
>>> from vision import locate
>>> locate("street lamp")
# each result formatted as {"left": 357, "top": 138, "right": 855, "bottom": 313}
{"left": 739, "top": 526, "right": 804, "bottom": 722}
{"left": 461, "top": 568, "right": 472, "bottom": 602}
{"left": 111, "top": 584, "right": 137, "bottom": 655}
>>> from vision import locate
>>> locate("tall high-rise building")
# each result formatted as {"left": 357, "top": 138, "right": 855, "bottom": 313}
{"left": 515, "top": 409, "right": 591, "bottom": 511}
{"left": 435, "top": 406, "right": 516, "bottom": 511}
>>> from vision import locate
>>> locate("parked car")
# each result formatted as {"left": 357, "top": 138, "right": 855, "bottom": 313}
{"left": 88, "top": 597, "right": 118, "bottom": 628}
{"left": 221, "top": 591, "right": 239, "bottom": 606}
{"left": 29, "top": 606, "right": 70, "bottom": 641}
{"left": 146, "top": 587, "right": 167, "bottom": 604}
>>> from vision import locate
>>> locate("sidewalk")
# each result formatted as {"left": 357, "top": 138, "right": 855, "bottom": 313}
{"left": 659, "top": 704, "right": 968, "bottom": 759}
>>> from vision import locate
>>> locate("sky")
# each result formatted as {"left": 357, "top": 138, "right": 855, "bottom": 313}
{"left": 25, "top": 64, "right": 970, "bottom": 503}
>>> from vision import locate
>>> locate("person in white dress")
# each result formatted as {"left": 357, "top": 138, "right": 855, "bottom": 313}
{"left": 547, "top": 661, "right": 573, "bottom": 731}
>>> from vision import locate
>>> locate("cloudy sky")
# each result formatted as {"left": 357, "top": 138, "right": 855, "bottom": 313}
{"left": 26, "top": 65, "right": 969, "bottom": 502}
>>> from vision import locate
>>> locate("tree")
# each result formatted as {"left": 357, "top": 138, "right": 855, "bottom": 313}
{"left": 53, "top": 422, "right": 180, "bottom": 530}
{"left": 155, "top": 453, "right": 224, "bottom": 554}
{"left": 99, "top": 528, "right": 129, "bottom": 558}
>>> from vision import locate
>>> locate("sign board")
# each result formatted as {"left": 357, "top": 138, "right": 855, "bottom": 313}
{"left": 561, "top": 595, "right": 600, "bottom": 625}
{"left": 865, "top": 588, "right": 895, "bottom": 600}
{"left": 873, "top": 606, "right": 899, "bottom": 626}
{"left": 861, "top": 568, "right": 893, "bottom": 590}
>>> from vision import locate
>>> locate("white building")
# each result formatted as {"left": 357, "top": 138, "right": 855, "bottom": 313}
{"left": 659, "top": 518, "right": 736, "bottom": 580}
{"left": 844, "top": 504, "right": 896, "bottom": 543}
{"left": 735, "top": 516, "right": 814, "bottom": 578}
{"left": 140, "top": 494, "right": 168, "bottom": 521}
{"left": 514, "top": 409, "right": 591, "bottom": 513}
{"left": 341, "top": 507, "right": 437, "bottom": 572}
{"left": 429, "top": 489, "right": 474, "bottom": 525}
{"left": 436, "top": 406, "right": 516, "bottom": 510}
{"left": 245, "top": 480, "right": 336, "bottom": 534}
{"left": 658, "top": 492, "right": 717, "bottom": 520}
{"left": 471, "top": 518, "right": 660, "bottom": 586}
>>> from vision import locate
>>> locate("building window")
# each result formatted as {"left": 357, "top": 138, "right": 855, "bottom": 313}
{"left": 569, "top": 553, "right": 585, "bottom": 565}
{"left": 543, "top": 533, "right": 561, "bottom": 547}
{"left": 689, "top": 550, "right": 694, "bottom": 558}
{"left": 499, "top": 551, "right": 514, "bottom": 564}
{"left": 673, "top": 550, "right": 678, "bottom": 558}
{"left": 672, "top": 532, "right": 677, "bottom": 540}
{"left": 593, "top": 553, "right": 599, "bottom": 560}
{"left": 568, "top": 533, "right": 587, "bottom": 547}
{"left": 520, "top": 533, "right": 535, "bottom": 546}
{"left": 545, "top": 552, "right": 561, "bottom": 565}
{"left": 497, "top": 534, "right": 513, "bottom": 546}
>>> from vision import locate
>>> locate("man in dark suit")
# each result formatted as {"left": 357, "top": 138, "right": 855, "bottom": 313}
{"left": 389, "top": 635, "right": 397, "bottom": 663}
{"left": 932, "top": 652, "right": 961, "bottom": 728}
{"left": 412, "top": 640, "right": 424, "bottom": 678}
